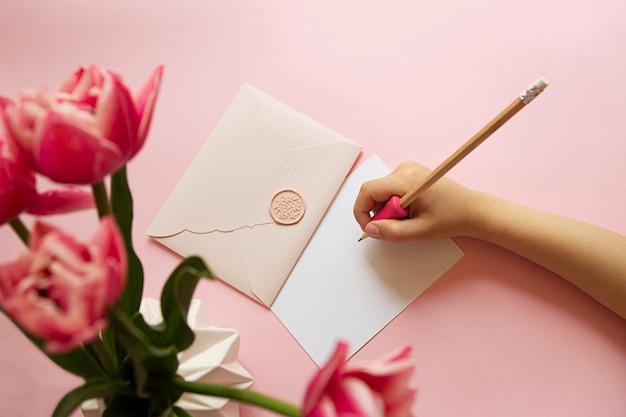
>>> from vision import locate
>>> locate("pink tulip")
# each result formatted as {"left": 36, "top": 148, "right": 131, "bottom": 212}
{"left": 0, "top": 133, "right": 37, "bottom": 224}
{"left": 302, "top": 342, "right": 417, "bottom": 417}
{"left": 0, "top": 65, "right": 163, "bottom": 184}
{"left": 0, "top": 133, "right": 94, "bottom": 225}
{"left": 0, "top": 216, "right": 127, "bottom": 353}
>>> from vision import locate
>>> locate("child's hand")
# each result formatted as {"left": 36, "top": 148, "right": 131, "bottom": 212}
{"left": 353, "top": 161, "right": 478, "bottom": 242}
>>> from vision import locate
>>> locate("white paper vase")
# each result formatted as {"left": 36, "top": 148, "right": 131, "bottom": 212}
{"left": 82, "top": 298, "right": 254, "bottom": 417}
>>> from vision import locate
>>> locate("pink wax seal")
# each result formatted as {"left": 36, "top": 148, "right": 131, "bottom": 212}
{"left": 269, "top": 189, "right": 306, "bottom": 225}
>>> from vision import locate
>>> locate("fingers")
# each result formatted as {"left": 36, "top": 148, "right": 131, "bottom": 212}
{"left": 353, "top": 161, "right": 431, "bottom": 230}
{"left": 354, "top": 160, "right": 478, "bottom": 243}
{"left": 353, "top": 179, "right": 392, "bottom": 229}
{"left": 364, "top": 217, "right": 431, "bottom": 243}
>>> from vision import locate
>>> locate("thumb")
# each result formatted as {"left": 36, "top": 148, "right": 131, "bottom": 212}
{"left": 364, "top": 222, "right": 383, "bottom": 239}
{"left": 364, "top": 219, "right": 406, "bottom": 242}
{"left": 364, "top": 218, "right": 431, "bottom": 243}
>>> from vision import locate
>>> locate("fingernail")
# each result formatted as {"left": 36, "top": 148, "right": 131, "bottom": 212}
{"left": 365, "top": 223, "right": 380, "bottom": 239}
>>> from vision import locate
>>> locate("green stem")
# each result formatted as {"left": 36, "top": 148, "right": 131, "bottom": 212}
{"left": 173, "top": 379, "right": 300, "bottom": 417}
{"left": 9, "top": 217, "right": 29, "bottom": 245}
{"left": 87, "top": 336, "right": 119, "bottom": 377}
{"left": 92, "top": 181, "right": 111, "bottom": 218}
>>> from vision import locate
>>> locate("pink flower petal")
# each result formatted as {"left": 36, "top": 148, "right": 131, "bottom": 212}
{"left": 347, "top": 346, "right": 415, "bottom": 399}
{"left": 0, "top": 134, "right": 37, "bottom": 224}
{"left": 0, "top": 171, "right": 36, "bottom": 224}
{"left": 92, "top": 216, "right": 128, "bottom": 304}
{"left": 26, "top": 187, "right": 94, "bottom": 215}
{"left": 303, "top": 341, "right": 350, "bottom": 413}
{"left": 57, "top": 67, "right": 86, "bottom": 94}
{"left": 0, "top": 254, "right": 31, "bottom": 302}
{"left": 0, "top": 218, "right": 127, "bottom": 353}
{"left": 37, "top": 110, "right": 124, "bottom": 183}
{"left": 335, "top": 378, "right": 384, "bottom": 417}
{"left": 305, "top": 397, "right": 339, "bottom": 417}
{"left": 57, "top": 65, "right": 105, "bottom": 108}
{"left": 133, "top": 65, "right": 163, "bottom": 156}
{"left": 0, "top": 101, "right": 35, "bottom": 159}
{"left": 93, "top": 72, "right": 139, "bottom": 159}
{"left": 302, "top": 342, "right": 417, "bottom": 417}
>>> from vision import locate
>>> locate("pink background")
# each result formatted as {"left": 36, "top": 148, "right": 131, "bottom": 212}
{"left": 1, "top": 1, "right": 625, "bottom": 416}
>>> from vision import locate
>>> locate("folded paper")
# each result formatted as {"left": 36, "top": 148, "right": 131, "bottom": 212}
{"left": 81, "top": 298, "right": 254, "bottom": 417}
{"left": 271, "top": 155, "right": 465, "bottom": 366}
{"left": 148, "top": 85, "right": 361, "bottom": 307}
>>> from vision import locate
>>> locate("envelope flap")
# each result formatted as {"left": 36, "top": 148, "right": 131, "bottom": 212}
{"left": 248, "top": 85, "right": 360, "bottom": 150}
{"left": 148, "top": 87, "right": 285, "bottom": 237}
{"left": 148, "top": 85, "right": 361, "bottom": 239}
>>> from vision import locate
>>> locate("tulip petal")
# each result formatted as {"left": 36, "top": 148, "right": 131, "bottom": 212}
{"left": 0, "top": 134, "right": 37, "bottom": 224}
{"left": 133, "top": 65, "right": 163, "bottom": 156}
{"left": 303, "top": 341, "right": 350, "bottom": 413}
{"left": 347, "top": 345, "right": 415, "bottom": 401}
{"left": 0, "top": 254, "right": 31, "bottom": 302}
{"left": 0, "top": 218, "right": 127, "bottom": 353}
{"left": 305, "top": 397, "right": 339, "bottom": 417}
{"left": 94, "top": 72, "right": 139, "bottom": 159}
{"left": 0, "top": 101, "right": 35, "bottom": 159}
{"left": 335, "top": 378, "right": 384, "bottom": 417}
{"left": 58, "top": 66, "right": 105, "bottom": 109}
{"left": 26, "top": 187, "right": 94, "bottom": 216}
{"left": 58, "top": 67, "right": 86, "bottom": 95}
{"left": 385, "top": 390, "right": 418, "bottom": 417}
{"left": 91, "top": 216, "right": 128, "bottom": 304}
{"left": 0, "top": 170, "right": 36, "bottom": 224}
{"left": 302, "top": 342, "right": 417, "bottom": 417}
{"left": 37, "top": 110, "right": 124, "bottom": 183}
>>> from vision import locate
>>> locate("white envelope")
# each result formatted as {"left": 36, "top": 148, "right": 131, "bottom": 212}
{"left": 148, "top": 85, "right": 362, "bottom": 307}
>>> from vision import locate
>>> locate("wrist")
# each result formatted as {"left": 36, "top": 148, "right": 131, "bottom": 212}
{"left": 459, "top": 190, "right": 501, "bottom": 241}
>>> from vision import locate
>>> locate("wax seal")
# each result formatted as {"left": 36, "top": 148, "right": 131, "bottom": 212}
{"left": 269, "top": 189, "right": 306, "bottom": 225}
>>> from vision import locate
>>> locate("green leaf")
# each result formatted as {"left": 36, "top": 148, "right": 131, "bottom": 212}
{"left": 160, "top": 255, "right": 214, "bottom": 352}
{"left": 52, "top": 378, "right": 128, "bottom": 417}
{"left": 131, "top": 311, "right": 168, "bottom": 347}
{"left": 111, "top": 165, "right": 144, "bottom": 316}
{"left": 108, "top": 307, "right": 179, "bottom": 397}
{"left": 48, "top": 346, "right": 109, "bottom": 380}
{"left": 147, "top": 376, "right": 183, "bottom": 416}
{"left": 8, "top": 217, "right": 29, "bottom": 245}
{"left": 100, "top": 327, "right": 119, "bottom": 372}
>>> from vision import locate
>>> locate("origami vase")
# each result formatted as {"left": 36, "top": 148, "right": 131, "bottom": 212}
{"left": 81, "top": 298, "right": 254, "bottom": 417}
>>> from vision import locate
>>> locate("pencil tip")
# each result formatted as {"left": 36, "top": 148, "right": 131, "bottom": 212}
{"left": 357, "top": 238, "right": 363, "bottom": 242}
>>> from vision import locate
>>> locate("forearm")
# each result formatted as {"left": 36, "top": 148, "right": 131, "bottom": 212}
{"left": 464, "top": 192, "right": 626, "bottom": 319}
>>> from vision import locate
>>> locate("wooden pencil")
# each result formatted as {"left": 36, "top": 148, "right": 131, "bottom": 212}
{"left": 359, "top": 76, "right": 549, "bottom": 241}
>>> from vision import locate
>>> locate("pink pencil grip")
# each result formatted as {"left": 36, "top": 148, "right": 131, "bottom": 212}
{"left": 371, "top": 195, "right": 410, "bottom": 220}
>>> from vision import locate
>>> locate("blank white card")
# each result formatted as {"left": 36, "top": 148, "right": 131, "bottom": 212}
{"left": 271, "top": 155, "right": 465, "bottom": 365}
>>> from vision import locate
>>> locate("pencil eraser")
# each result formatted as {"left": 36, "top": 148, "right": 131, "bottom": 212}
{"left": 521, "top": 77, "right": 549, "bottom": 104}
{"left": 535, "top": 76, "right": 549, "bottom": 90}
